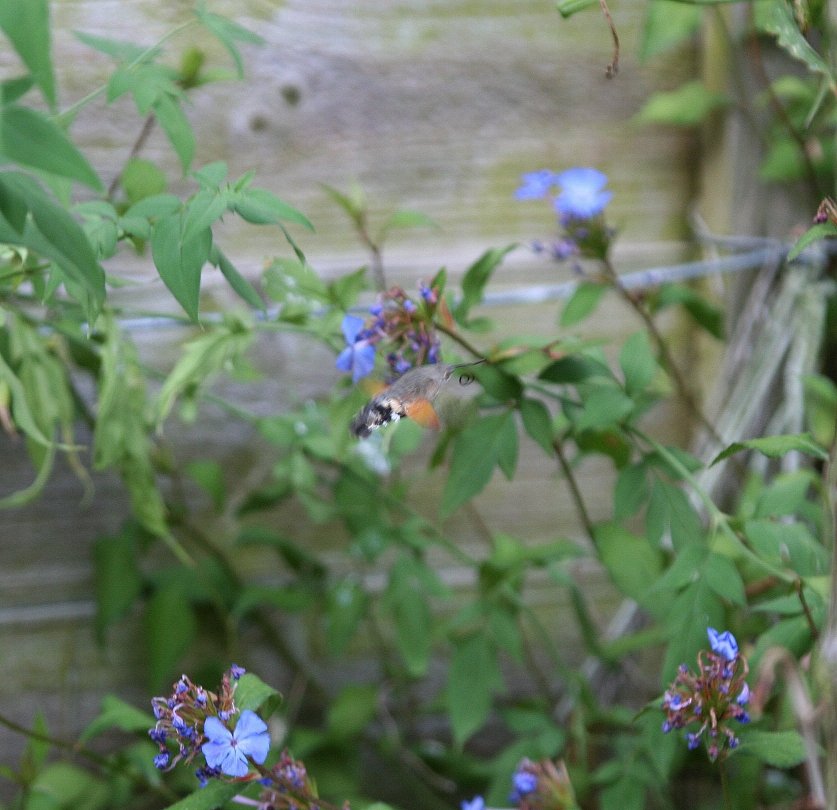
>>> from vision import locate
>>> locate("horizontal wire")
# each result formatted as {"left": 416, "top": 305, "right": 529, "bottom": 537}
{"left": 112, "top": 239, "right": 828, "bottom": 332}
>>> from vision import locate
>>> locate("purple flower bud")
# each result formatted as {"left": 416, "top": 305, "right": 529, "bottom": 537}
{"left": 737, "top": 683, "right": 750, "bottom": 705}
{"left": 154, "top": 751, "right": 170, "bottom": 769}
{"left": 512, "top": 770, "right": 538, "bottom": 795}
{"left": 662, "top": 720, "right": 672, "bottom": 734}
{"left": 403, "top": 299, "right": 417, "bottom": 313}
{"left": 686, "top": 733, "right": 700, "bottom": 750}
{"left": 707, "top": 628, "right": 739, "bottom": 661}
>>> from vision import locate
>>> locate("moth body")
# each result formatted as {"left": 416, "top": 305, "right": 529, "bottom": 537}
{"left": 350, "top": 361, "right": 482, "bottom": 438}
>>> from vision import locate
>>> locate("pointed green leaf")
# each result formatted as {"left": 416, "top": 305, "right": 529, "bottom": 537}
{"left": 145, "top": 582, "right": 197, "bottom": 692}
{"left": 152, "top": 94, "right": 195, "bottom": 172}
{"left": 0, "top": 106, "right": 101, "bottom": 189}
{"left": 561, "top": 280, "right": 607, "bottom": 326}
{"left": 788, "top": 222, "right": 837, "bottom": 260}
{"left": 195, "top": 8, "right": 264, "bottom": 78}
{"left": 738, "top": 729, "right": 807, "bottom": 767}
{"left": 93, "top": 531, "right": 143, "bottom": 643}
{"left": 233, "top": 187, "right": 314, "bottom": 230}
{"left": 636, "top": 81, "right": 728, "bottom": 127}
{"left": 235, "top": 673, "right": 282, "bottom": 718}
{"left": 0, "top": 0, "right": 56, "bottom": 107}
{"left": 447, "top": 634, "right": 502, "bottom": 746}
{"left": 711, "top": 433, "right": 827, "bottom": 466}
{"left": 151, "top": 215, "right": 212, "bottom": 321}
{"left": 442, "top": 411, "right": 517, "bottom": 517}
{"left": 455, "top": 245, "right": 516, "bottom": 323}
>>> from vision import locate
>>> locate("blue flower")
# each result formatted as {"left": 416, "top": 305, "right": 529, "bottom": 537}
{"left": 461, "top": 797, "right": 485, "bottom": 810}
{"left": 554, "top": 167, "right": 612, "bottom": 219}
{"left": 737, "top": 683, "right": 750, "bottom": 705}
{"left": 512, "top": 769, "right": 538, "bottom": 795}
{"left": 707, "top": 628, "right": 739, "bottom": 661}
{"left": 153, "top": 751, "right": 170, "bottom": 769}
{"left": 514, "top": 169, "right": 558, "bottom": 200}
{"left": 336, "top": 314, "right": 376, "bottom": 382}
{"left": 202, "top": 710, "right": 271, "bottom": 778}
{"left": 230, "top": 664, "right": 246, "bottom": 679}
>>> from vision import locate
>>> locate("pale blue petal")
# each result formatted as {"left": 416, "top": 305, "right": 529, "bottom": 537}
{"left": 202, "top": 716, "right": 232, "bottom": 744}
{"left": 341, "top": 314, "right": 365, "bottom": 344}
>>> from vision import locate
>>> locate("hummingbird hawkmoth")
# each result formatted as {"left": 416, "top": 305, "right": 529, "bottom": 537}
{"left": 350, "top": 360, "right": 485, "bottom": 438}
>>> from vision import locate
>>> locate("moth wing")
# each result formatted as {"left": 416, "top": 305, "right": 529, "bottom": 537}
{"left": 404, "top": 398, "right": 441, "bottom": 430}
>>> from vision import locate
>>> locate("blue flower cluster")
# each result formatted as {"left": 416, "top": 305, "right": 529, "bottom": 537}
{"left": 149, "top": 665, "right": 249, "bottom": 781}
{"left": 336, "top": 281, "right": 444, "bottom": 382}
{"left": 661, "top": 628, "right": 751, "bottom": 762}
{"left": 461, "top": 757, "right": 577, "bottom": 810}
{"left": 515, "top": 167, "right": 615, "bottom": 262}
{"left": 149, "top": 667, "right": 340, "bottom": 808}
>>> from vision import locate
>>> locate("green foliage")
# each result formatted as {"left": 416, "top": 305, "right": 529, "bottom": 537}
{"left": 2, "top": 2, "right": 834, "bottom": 810}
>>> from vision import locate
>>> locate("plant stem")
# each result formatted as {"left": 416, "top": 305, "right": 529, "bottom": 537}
{"left": 602, "top": 258, "right": 726, "bottom": 449}
{"left": 719, "top": 759, "right": 731, "bottom": 809}
{"left": 553, "top": 436, "right": 595, "bottom": 541}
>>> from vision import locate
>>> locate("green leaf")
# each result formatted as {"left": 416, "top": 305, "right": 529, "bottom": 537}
{"left": 195, "top": 7, "right": 264, "bottom": 78}
{"left": 754, "top": 0, "right": 834, "bottom": 85}
{"left": 636, "top": 81, "right": 728, "bottom": 127}
{"left": 1, "top": 75, "right": 35, "bottom": 104}
{"left": 619, "top": 331, "right": 657, "bottom": 395}
{"left": 235, "top": 673, "right": 282, "bottom": 718}
{"left": 455, "top": 245, "right": 516, "bottom": 323}
{"left": 653, "top": 283, "right": 724, "bottom": 339}
{"left": 378, "top": 209, "right": 438, "bottom": 239}
{"left": 120, "top": 157, "right": 167, "bottom": 204}
{"left": 185, "top": 459, "right": 226, "bottom": 511}
{"left": 152, "top": 93, "right": 195, "bottom": 172}
{"left": 327, "top": 684, "right": 378, "bottom": 740}
{"left": 614, "top": 462, "right": 648, "bottom": 520}
{"left": 573, "top": 385, "right": 634, "bottom": 432}
{"left": 0, "top": 172, "right": 106, "bottom": 308}
{"left": 150, "top": 214, "right": 212, "bottom": 321}
{"left": 0, "top": 0, "right": 56, "bottom": 107}
{"left": 703, "top": 552, "right": 745, "bottom": 605}
{"left": 520, "top": 396, "right": 554, "bottom": 453}
{"left": 160, "top": 780, "right": 239, "bottom": 810}
{"left": 595, "top": 523, "right": 664, "bottom": 613}
{"left": 804, "top": 373, "right": 837, "bottom": 446}
{"left": 738, "top": 729, "right": 807, "bottom": 767}
{"left": 640, "top": 0, "right": 701, "bottom": 60}
{"left": 539, "top": 353, "right": 611, "bottom": 384}
{"left": 93, "top": 530, "right": 143, "bottom": 643}
{"left": 0, "top": 106, "right": 101, "bottom": 189}
{"left": 711, "top": 433, "right": 827, "bottom": 465}
{"left": 79, "top": 695, "right": 155, "bottom": 743}
{"left": 788, "top": 222, "right": 837, "bottom": 261}
{"left": 232, "top": 186, "right": 314, "bottom": 230}
{"left": 647, "top": 479, "right": 704, "bottom": 548}
{"left": 0, "top": 350, "right": 54, "bottom": 449}
{"left": 154, "top": 317, "right": 254, "bottom": 425}
{"left": 326, "top": 579, "right": 368, "bottom": 655}
{"left": 661, "top": 580, "right": 723, "bottom": 682}
{"left": 447, "top": 633, "right": 502, "bottom": 746}
{"left": 73, "top": 30, "right": 147, "bottom": 61}
{"left": 560, "top": 281, "right": 607, "bottom": 327}
{"left": 386, "top": 557, "right": 434, "bottom": 677}
{"left": 555, "top": 0, "right": 598, "bottom": 17}
{"left": 30, "top": 763, "right": 109, "bottom": 810}
{"left": 144, "top": 581, "right": 197, "bottom": 692}
{"left": 442, "top": 411, "right": 517, "bottom": 517}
